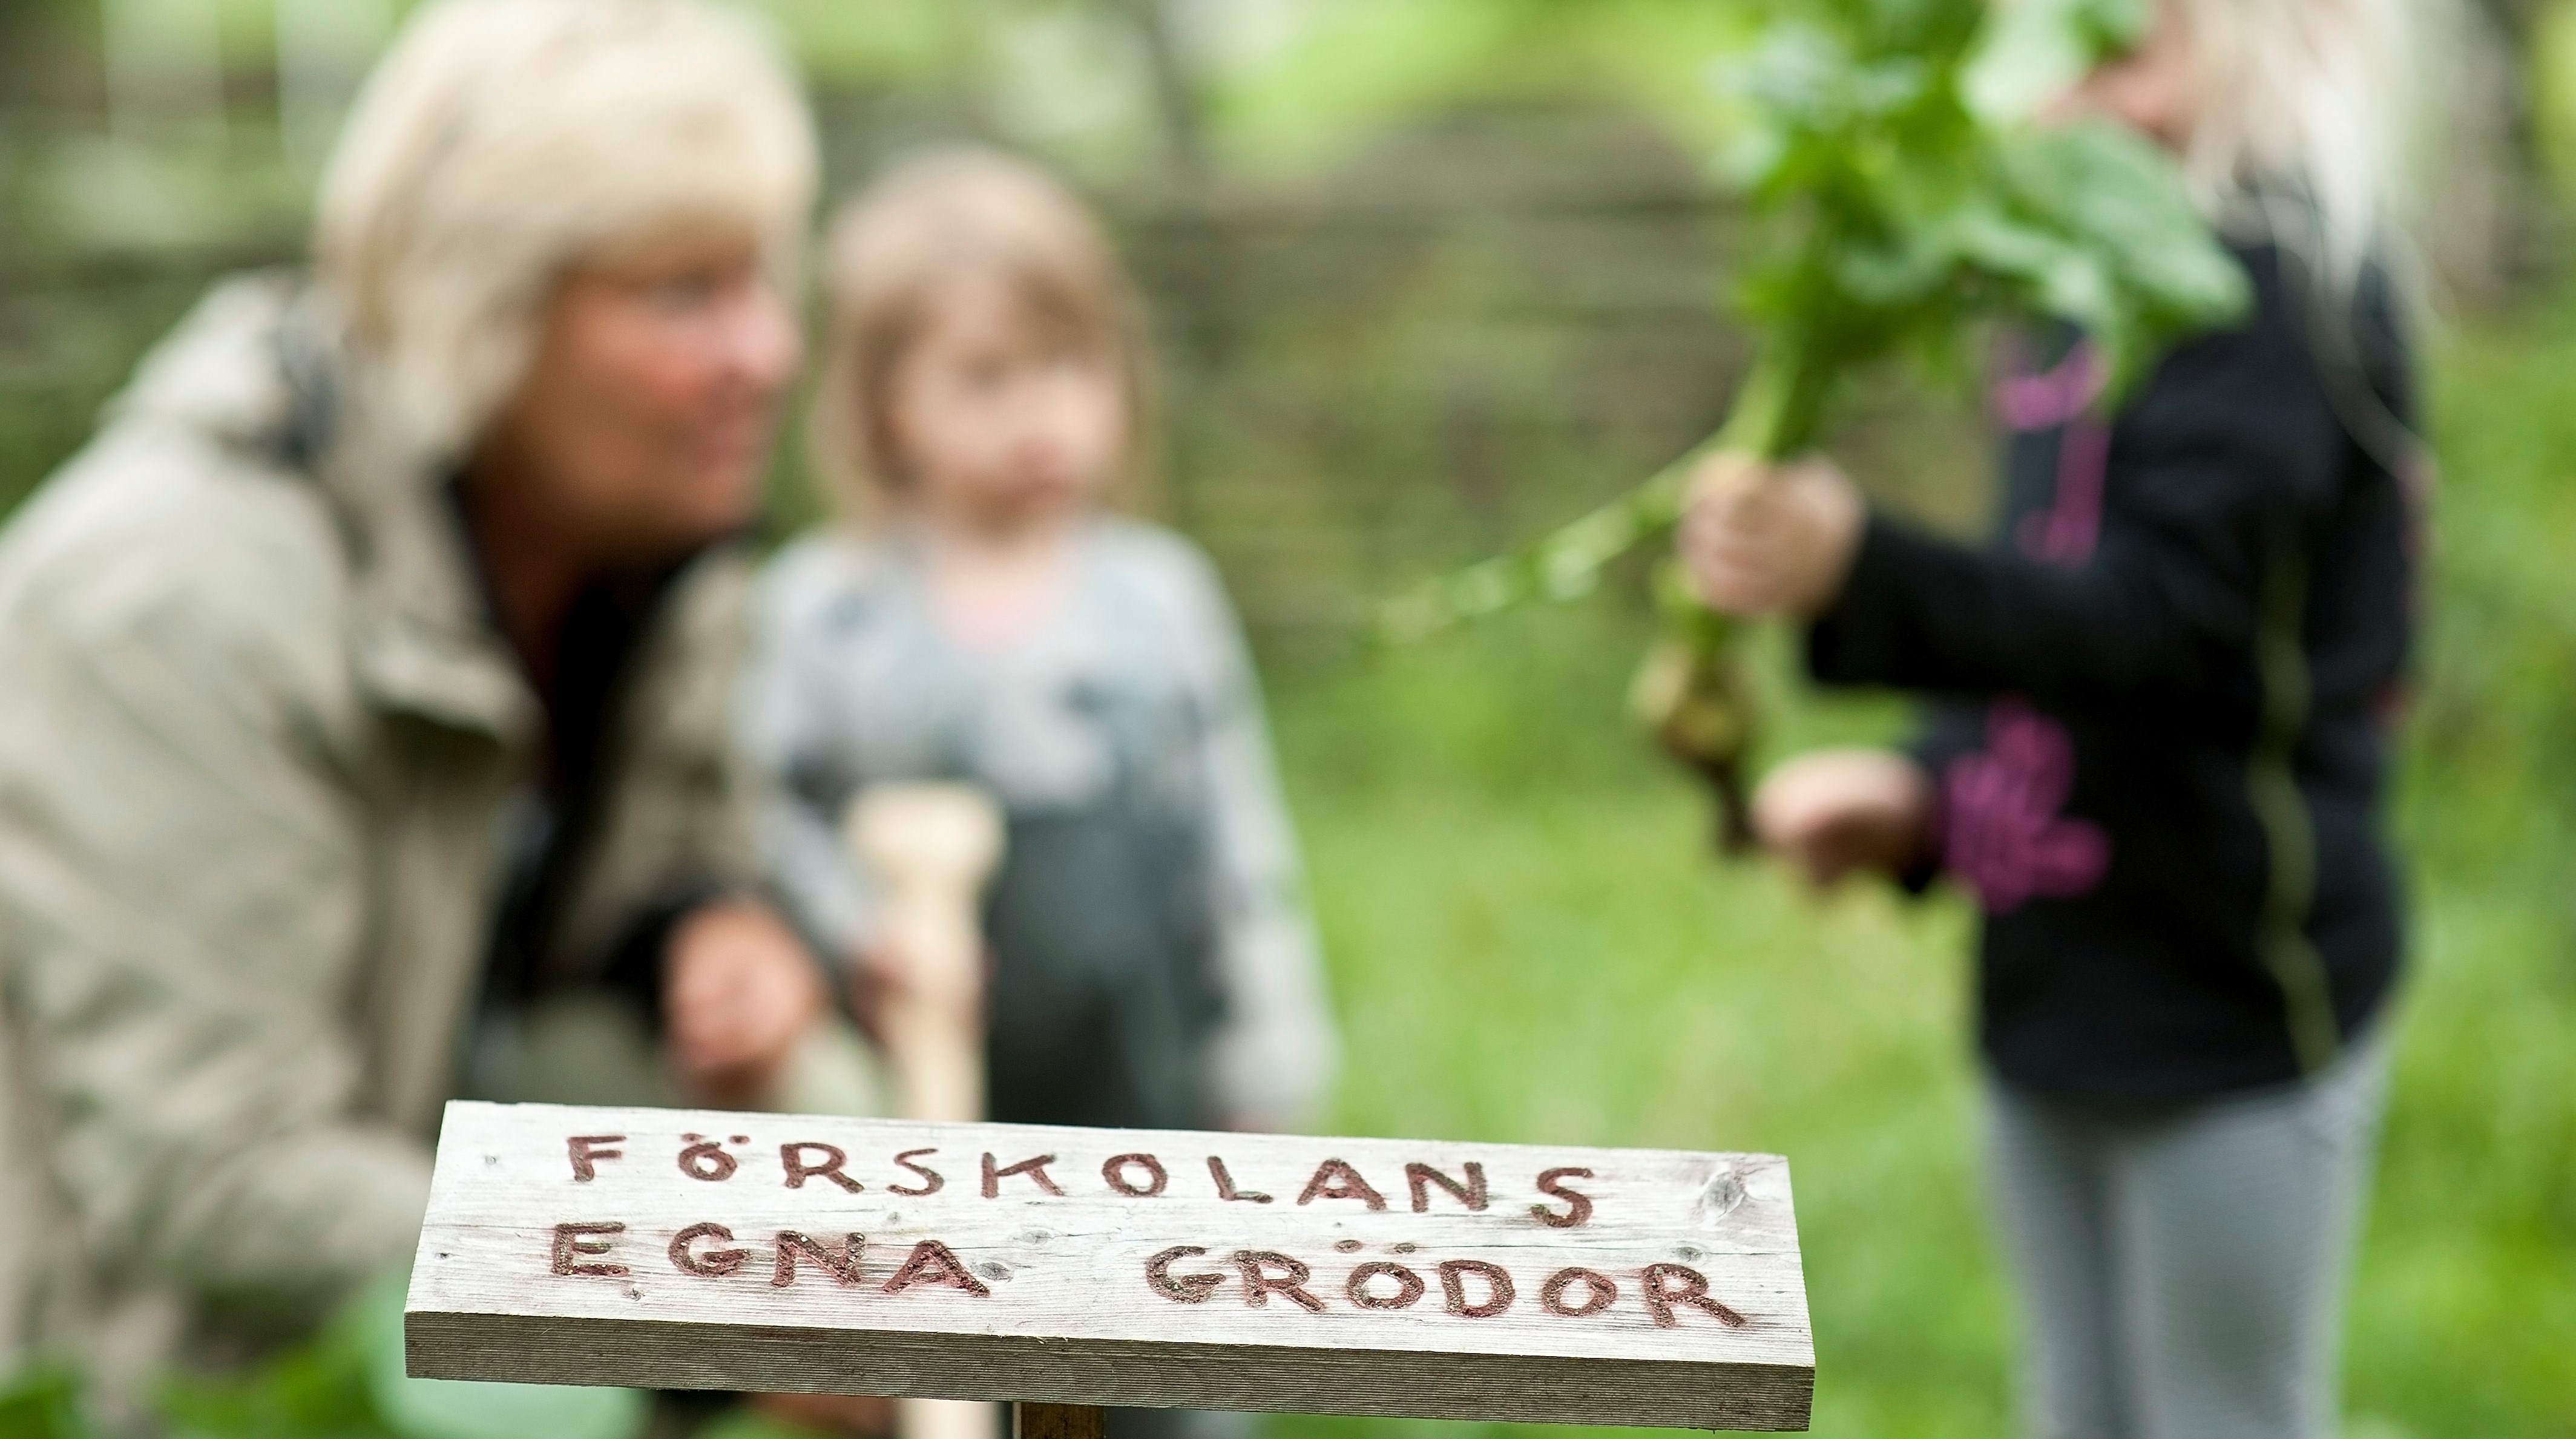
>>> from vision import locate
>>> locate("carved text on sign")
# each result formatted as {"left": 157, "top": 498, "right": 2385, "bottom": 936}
{"left": 407, "top": 1104, "right": 1815, "bottom": 1431}
{"left": 537, "top": 1139, "right": 1702, "bottom": 1325}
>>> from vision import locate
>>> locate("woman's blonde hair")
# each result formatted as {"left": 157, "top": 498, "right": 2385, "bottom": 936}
{"left": 316, "top": 0, "right": 816, "bottom": 459}
{"left": 809, "top": 148, "right": 1155, "bottom": 528}
{"left": 2171, "top": 0, "right": 2430, "bottom": 293}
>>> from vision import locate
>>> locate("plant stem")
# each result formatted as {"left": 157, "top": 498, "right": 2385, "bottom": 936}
{"left": 1718, "top": 329, "right": 1833, "bottom": 462}
{"left": 1374, "top": 329, "right": 1833, "bottom": 641}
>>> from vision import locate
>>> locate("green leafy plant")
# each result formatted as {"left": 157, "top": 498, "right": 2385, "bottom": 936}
{"left": 0, "top": 1363, "right": 93, "bottom": 1439}
{"left": 5, "top": 1270, "right": 649, "bottom": 1439}
{"left": 1378, "top": 0, "right": 2249, "bottom": 845}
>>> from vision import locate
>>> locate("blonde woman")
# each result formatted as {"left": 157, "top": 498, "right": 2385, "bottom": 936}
{"left": 1679, "top": 2, "right": 2426, "bottom": 1436}
{"left": 0, "top": 0, "right": 846, "bottom": 1409}
{"left": 749, "top": 152, "right": 1336, "bottom": 1157}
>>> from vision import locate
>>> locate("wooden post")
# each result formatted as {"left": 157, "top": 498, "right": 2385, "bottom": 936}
{"left": 1014, "top": 1402, "right": 1108, "bottom": 1439}
{"left": 847, "top": 784, "right": 1007, "bottom": 1439}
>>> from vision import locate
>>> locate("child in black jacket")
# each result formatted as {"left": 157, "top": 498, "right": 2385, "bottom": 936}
{"left": 1677, "top": 2, "right": 2422, "bottom": 1435}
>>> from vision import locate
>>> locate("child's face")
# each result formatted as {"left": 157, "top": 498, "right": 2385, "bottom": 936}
{"left": 883, "top": 274, "right": 1128, "bottom": 536}
{"left": 2060, "top": 0, "right": 2198, "bottom": 151}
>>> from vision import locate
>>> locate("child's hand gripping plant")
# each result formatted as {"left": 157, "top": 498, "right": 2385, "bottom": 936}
{"left": 1378, "top": 0, "right": 2250, "bottom": 850}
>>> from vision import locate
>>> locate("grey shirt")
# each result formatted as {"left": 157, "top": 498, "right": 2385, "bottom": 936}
{"left": 747, "top": 519, "right": 1335, "bottom": 1129}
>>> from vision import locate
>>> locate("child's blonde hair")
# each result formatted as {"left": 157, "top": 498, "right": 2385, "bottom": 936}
{"left": 809, "top": 148, "right": 1155, "bottom": 528}
{"left": 2171, "top": 0, "right": 2430, "bottom": 294}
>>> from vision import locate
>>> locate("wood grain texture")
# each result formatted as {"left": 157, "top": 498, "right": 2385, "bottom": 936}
{"left": 407, "top": 1102, "right": 1813, "bottom": 1431}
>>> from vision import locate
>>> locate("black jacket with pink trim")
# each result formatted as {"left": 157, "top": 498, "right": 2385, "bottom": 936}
{"left": 1809, "top": 241, "right": 2416, "bottom": 1100}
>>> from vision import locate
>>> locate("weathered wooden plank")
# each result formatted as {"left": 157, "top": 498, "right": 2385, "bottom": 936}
{"left": 407, "top": 1102, "right": 1813, "bottom": 1432}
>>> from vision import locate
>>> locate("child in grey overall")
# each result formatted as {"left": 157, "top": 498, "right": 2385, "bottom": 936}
{"left": 749, "top": 149, "right": 1337, "bottom": 1149}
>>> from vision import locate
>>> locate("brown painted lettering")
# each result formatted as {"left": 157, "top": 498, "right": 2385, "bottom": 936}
{"left": 1405, "top": 1161, "right": 1488, "bottom": 1213}
{"left": 1344, "top": 1260, "right": 1426, "bottom": 1311}
{"left": 1144, "top": 1245, "right": 1225, "bottom": 1303}
{"left": 1102, "top": 1153, "right": 1169, "bottom": 1198}
{"left": 1231, "top": 1250, "right": 1326, "bottom": 1313}
{"left": 882, "top": 1239, "right": 991, "bottom": 1297}
{"left": 550, "top": 1221, "right": 627, "bottom": 1277}
{"left": 889, "top": 1147, "right": 945, "bottom": 1196}
{"left": 1438, "top": 1259, "right": 1515, "bottom": 1317}
{"left": 1296, "top": 1158, "right": 1388, "bottom": 1210}
{"left": 1531, "top": 1167, "right": 1595, "bottom": 1228}
{"left": 669, "top": 1222, "right": 749, "bottom": 1277}
{"left": 677, "top": 1134, "right": 739, "bottom": 1182}
{"left": 1540, "top": 1267, "right": 1617, "bottom": 1317}
{"left": 780, "top": 1142, "right": 864, "bottom": 1193}
{"left": 1207, "top": 1156, "right": 1272, "bottom": 1203}
{"left": 1640, "top": 1262, "right": 1749, "bottom": 1328}
{"left": 981, "top": 1152, "right": 1065, "bottom": 1198}
{"left": 771, "top": 1231, "right": 865, "bottom": 1287}
{"left": 567, "top": 1136, "right": 624, "bottom": 1182}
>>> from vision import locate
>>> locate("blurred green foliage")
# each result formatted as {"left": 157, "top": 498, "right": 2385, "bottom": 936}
{"left": 1, "top": 2, "right": 2573, "bottom": 1437}
{"left": 0, "top": 1364, "right": 91, "bottom": 1439}
{"left": 0, "top": 0, "right": 1761, "bottom": 200}
{"left": 0, "top": 1271, "right": 656, "bottom": 1439}
{"left": 1379, "top": 0, "right": 2244, "bottom": 641}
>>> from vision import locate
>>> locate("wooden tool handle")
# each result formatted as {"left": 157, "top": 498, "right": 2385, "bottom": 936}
{"left": 846, "top": 783, "right": 1008, "bottom": 1439}
{"left": 846, "top": 783, "right": 1005, "bottom": 1123}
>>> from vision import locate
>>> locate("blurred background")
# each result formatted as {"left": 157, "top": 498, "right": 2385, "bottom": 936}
{"left": 2, "top": 1, "right": 2573, "bottom": 1436}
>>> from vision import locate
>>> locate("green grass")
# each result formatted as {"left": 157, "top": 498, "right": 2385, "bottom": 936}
{"left": 1257, "top": 300, "right": 2576, "bottom": 1439}
{"left": 1270, "top": 608, "right": 2006, "bottom": 1439}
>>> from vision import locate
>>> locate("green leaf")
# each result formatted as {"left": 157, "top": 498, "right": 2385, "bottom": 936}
{"left": 156, "top": 1317, "right": 382, "bottom": 1439}
{"left": 1380, "top": 0, "right": 2247, "bottom": 639}
{"left": 1993, "top": 119, "right": 2250, "bottom": 390}
{"left": 0, "top": 1363, "right": 94, "bottom": 1439}
{"left": 349, "top": 1273, "right": 649, "bottom": 1439}
{"left": 1962, "top": 0, "right": 2149, "bottom": 123}
{"left": 150, "top": 1269, "right": 651, "bottom": 1439}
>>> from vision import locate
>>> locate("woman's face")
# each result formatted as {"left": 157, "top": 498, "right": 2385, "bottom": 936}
{"left": 882, "top": 273, "right": 1127, "bottom": 539}
{"left": 478, "top": 230, "right": 800, "bottom": 565}
{"left": 2060, "top": 0, "right": 2198, "bottom": 151}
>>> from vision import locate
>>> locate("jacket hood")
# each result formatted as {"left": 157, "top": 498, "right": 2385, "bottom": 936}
{"left": 112, "top": 272, "right": 321, "bottom": 459}
{"left": 111, "top": 270, "right": 538, "bottom": 743}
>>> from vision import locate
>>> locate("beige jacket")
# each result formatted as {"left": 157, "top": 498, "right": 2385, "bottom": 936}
{"left": 0, "top": 275, "right": 767, "bottom": 1386}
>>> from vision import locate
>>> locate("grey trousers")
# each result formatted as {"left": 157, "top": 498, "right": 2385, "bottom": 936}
{"left": 1983, "top": 1034, "right": 2391, "bottom": 1439}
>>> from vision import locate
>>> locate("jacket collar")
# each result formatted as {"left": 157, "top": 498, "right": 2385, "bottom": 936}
{"left": 267, "top": 281, "right": 542, "bottom": 748}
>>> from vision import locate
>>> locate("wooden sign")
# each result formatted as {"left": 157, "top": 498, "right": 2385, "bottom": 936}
{"left": 406, "top": 1102, "right": 1814, "bottom": 1432}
